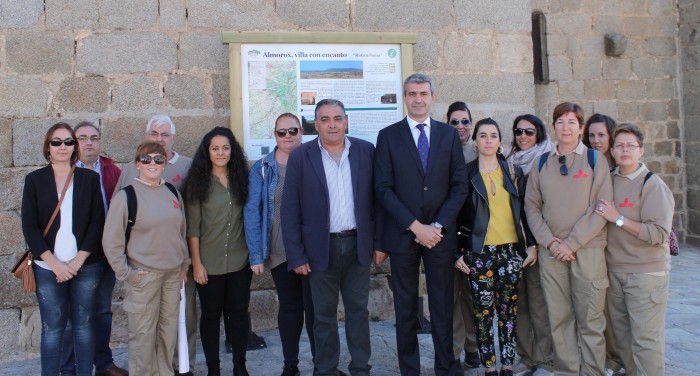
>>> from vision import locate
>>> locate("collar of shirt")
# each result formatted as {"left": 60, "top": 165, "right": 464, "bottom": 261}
{"left": 553, "top": 140, "right": 585, "bottom": 156}
{"left": 406, "top": 116, "right": 431, "bottom": 145}
{"left": 317, "top": 136, "right": 352, "bottom": 162}
{"left": 613, "top": 162, "right": 647, "bottom": 180}
{"left": 169, "top": 151, "right": 180, "bottom": 165}
{"left": 76, "top": 158, "right": 101, "bottom": 172}
{"left": 134, "top": 177, "right": 166, "bottom": 187}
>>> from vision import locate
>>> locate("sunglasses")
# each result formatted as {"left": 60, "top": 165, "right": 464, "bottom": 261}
{"left": 514, "top": 128, "right": 536, "bottom": 137}
{"left": 558, "top": 155, "right": 568, "bottom": 176}
{"left": 139, "top": 154, "right": 167, "bottom": 165}
{"left": 449, "top": 119, "right": 471, "bottom": 126}
{"left": 49, "top": 138, "right": 76, "bottom": 147}
{"left": 275, "top": 127, "right": 300, "bottom": 137}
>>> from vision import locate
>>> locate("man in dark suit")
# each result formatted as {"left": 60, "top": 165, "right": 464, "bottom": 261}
{"left": 374, "top": 73, "right": 468, "bottom": 376}
{"left": 282, "top": 99, "right": 380, "bottom": 376}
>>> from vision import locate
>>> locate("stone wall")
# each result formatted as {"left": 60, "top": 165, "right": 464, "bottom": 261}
{"left": 0, "top": 0, "right": 535, "bottom": 359}
{"left": 532, "top": 0, "right": 685, "bottom": 237}
{"left": 681, "top": 0, "right": 700, "bottom": 245}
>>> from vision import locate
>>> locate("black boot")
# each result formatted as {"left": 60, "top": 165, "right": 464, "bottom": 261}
{"left": 500, "top": 369, "right": 514, "bottom": 376}
{"left": 233, "top": 360, "right": 249, "bottom": 376}
{"left": 281, "top": 364, "right": 300, "bottom": 376}
{"left": 206, "top": 362, "right": 220, "bottom": 376}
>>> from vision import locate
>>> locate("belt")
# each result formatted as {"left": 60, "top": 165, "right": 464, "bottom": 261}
{"left": 330, "top": 229, "right": 357, "bottom": 238}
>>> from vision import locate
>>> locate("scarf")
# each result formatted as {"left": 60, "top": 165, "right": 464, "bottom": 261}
{"left": 509, "top": 139, "right": 554, "bottom": 176}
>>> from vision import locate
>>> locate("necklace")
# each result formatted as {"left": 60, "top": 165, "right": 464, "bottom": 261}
{"left": 480, "top": 164, "right": 499, "bottom": 196}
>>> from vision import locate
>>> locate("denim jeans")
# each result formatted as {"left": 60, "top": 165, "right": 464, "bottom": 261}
{"left": 35, "top": 261, "right": 103, "bottom": 376}
{"left": 60, "top": 259, "right": 116, "bottom": 375}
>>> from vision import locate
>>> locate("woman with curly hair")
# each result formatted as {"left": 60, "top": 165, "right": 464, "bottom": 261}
{"left": 182, "top": 127, "right": 250, "bottom": 376}
{"left": 455, "top": 118, "right": 537, "bottom": 376}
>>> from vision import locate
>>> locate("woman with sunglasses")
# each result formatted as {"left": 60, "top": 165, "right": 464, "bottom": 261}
{"left": 182, "top": 127, "right": 250, "bottom": 376}
{"left": 447, "top": 101, "right": 477, "bottom": 163}
{"left": 524, "top": 102, "right": 613, "bottom": 375}
{"left": 103, "top": 141, "right": 190, "bottom": 376}
{"left": 22, "top": 123, "right": 105, "bottom": 376}
{"left": 244, "top": 113, "right": 315, "bottom": 376}
{"left": 584, "top": 113, "right": 617, "bottom": 170}
{"left": 446, "top": 101, "right": 481, "bottom": 370}
{"left": 595, "top": 124, "right": 673, "bottom": 376}
{"left": 455, "top": 118, "right": 537, "bottom": 376}
{"left": 504, "top": 114, "right": 554, "bottom": 376}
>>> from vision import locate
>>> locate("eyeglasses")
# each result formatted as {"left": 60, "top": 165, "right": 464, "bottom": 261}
{"left": 612, "top": 143, "right": 640, "bottom": 151}
{"left": 275, "top": 127, "right": 300, "bottom": 137}
{"left": 558, "top": 155, "right": 568, "bottom": 176}
{"left": 148, "top": 131, "right": 172, "bottom": 139}
{"left": 139, "top": 154, "right": 167, "bottom": 165}
{"left": 514, "top": 128, "right": 536, "bottom": 137}
{"left": 77, "top": 135, "right": 101, "bottom": 143}
{"left": 49, "top": 138, "right": 76, "bottom": 147}
{"left": 449, "top": 119, "right": 471, "bottom": 126}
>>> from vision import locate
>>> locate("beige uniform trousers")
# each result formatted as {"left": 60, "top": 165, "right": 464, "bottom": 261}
{"left": 539, "top": 245, "right": 608, "bottom": 376}
{"left": 604, "top": 304, "right": 624, "bottom": 371}
{"left": 452, "top": 270, "right": 478, "bottom": 359}
{"left": 124, "top": 268, "right": 181, "bottom": 376}
{"left": 173, "top": 266, "right": 197, "bottom": 372}
{"left": 607, "top": 271, "right": 669, "bottom": 376}
{"left": 515, "top": 263, "right": 553, "bottom": 370}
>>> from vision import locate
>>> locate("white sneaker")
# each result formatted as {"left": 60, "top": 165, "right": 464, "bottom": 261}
{"left": 512, "top": 362, "right": 533, "bottom": 376}
{"left": 605, "top": 369, "right": 614, "bottom": 376}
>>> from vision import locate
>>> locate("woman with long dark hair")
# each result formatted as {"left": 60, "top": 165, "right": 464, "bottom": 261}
{"left": 505, "top": 114, "right": 554, "bottom": 375}
{"left": 182, "top": 127, "right": 250, "bottom": 376}
{"left": 244, "top": 113, "right": 315, "bottom": 376}
{"left": 583, "top": 113, "right": 617, "bottom": 169}
{"left": 22, "top": 122, "right": 105, "bottom": 376}
{"left": 455, "top": 118, "right": 537, "bottom": 376}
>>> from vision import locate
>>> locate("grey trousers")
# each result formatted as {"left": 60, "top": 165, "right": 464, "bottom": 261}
{"left": 309, "top": 235, "right": 371, "bottom": 376}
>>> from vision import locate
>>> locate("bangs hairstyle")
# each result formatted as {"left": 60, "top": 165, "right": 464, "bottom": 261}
{"left": 511, "top": 114, "right": 547, "bottom": 150}
{"left": 134, "top": 141, "right": 167, "bottom": 162}
{"left": 43, "top": 122, "right": 80, "bottom": 164}
{"left": 583, "top": 113, "right": 617, "bottom": 149}
{"left": 613, "top": 123, "right": 645, "bottom": 148}
{"left": 472, "top": 117, "right": 502, "bottom": 141}
{"left": 552, "top": 102, "right": 584, "bottom": 127}
{"left": 446, "top": 101, "right": 472, "bottom": 122}
{"left": 403, "top": 73, "right": 434, "bottom": 94}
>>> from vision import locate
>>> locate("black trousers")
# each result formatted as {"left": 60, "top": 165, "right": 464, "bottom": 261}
{"left": 196, "top": 267, "right": 252, "bottom": 368}
{"left": 271, "top": 262, "right": 316, "bottom": 366}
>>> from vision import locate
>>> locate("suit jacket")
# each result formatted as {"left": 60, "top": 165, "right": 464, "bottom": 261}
{"left": 21, "top": 165, "right": 105, "bottom": 263}
{"left": 281, "top": 136, "right": 378, "bottom": 272}
{"left": 374, "top": 117, "right": 468, "bottom": 252}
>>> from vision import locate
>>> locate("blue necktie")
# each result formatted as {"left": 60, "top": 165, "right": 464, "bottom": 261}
{"left": 416, "top": 123, "right": 429, "bottom": 173}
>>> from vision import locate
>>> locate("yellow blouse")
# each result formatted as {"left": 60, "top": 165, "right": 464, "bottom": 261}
{"left": 480, "top": 167, "right": 519, "bottom": 246}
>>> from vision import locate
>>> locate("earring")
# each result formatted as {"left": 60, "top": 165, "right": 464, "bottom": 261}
{"left": 498, "top": 145, "right": 504, "bottom": 155}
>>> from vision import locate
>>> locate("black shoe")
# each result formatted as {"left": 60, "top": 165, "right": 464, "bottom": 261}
{"left": 500, "top": 370, "right": 514, "bottom": 376}
{"left": 485, "top": 371, "right": 498, "bottom": 376}
{"left": 464, "top": 351, "right": 481, "bottom": 368}
{"left": 281, "top": 364, "right": 300, "bottom": 376}
{"left": 233, "top": 362, "right": 250, "bottom": 376}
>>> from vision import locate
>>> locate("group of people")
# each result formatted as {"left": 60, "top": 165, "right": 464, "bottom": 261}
{"left": 20, "top": 72, "right": 674, "bottom": 376}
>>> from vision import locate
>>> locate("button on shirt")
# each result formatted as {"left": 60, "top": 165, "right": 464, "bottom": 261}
{"left": 318, "top": 137, "right": 357, "bottom": 233}
{"left": 185, "top": 176, "right": 249, "bottom": 275}
{"left": 407, "top": 117, "right": 431, "bottom": 146}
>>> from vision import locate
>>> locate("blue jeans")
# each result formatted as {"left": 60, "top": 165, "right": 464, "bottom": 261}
{"left": 35, "top": 261, "right": 103, "bottom": 376}
{"left": 60, "top": 259, "right": 116, "bottom": 375}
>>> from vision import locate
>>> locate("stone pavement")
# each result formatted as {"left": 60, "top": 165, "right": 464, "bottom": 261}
{"left": 2, "top": 247, "right": 699, "bottom": 375}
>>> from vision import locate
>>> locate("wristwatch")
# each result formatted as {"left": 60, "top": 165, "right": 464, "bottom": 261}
{"left": 615, "top": 215, "right": 625, "bottom": 228}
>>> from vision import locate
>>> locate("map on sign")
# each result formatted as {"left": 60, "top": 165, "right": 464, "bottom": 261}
{"left": 241, "top": 43, "right": 404, "bottom": 160}
{"left": 247, "top": 61, "right": 297, "bottom": 139}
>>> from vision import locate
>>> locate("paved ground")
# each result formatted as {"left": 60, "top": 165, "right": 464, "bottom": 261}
{"left": 2, "top": 247, "right": 699, "bottom": 375}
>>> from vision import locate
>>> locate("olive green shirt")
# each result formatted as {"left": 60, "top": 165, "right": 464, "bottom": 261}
{"left": 186, "top": 176, "right": 249, "bottom": 275}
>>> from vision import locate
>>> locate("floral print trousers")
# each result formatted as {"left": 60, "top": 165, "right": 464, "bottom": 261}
{"left": 465, "top": 243, "right": 524, "bottom": 368}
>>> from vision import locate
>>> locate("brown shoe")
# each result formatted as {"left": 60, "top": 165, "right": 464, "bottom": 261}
{"left": 95, "top": 365, "right": 129, "bottom": 376}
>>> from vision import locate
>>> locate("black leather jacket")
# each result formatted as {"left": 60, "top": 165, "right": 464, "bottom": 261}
{"left": 457, "top": 156, "right": 536, "bottom": 257}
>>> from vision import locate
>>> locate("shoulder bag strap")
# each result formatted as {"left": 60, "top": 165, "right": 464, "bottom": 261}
{"left": 43, "top": 165, "right": 75, "bottom": 237}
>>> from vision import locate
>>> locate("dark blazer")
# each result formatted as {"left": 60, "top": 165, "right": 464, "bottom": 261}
{"left": 281, "top": 137, "right": 377, "bottom": 272}
{"left": 374, "top": 118, "right": 468, "bottom": 252}
{"left": 458, "top": 156, "right": 536, "bottom": 257}
{"left": 21, "top": 165, "right": 105, "bottom": 263}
